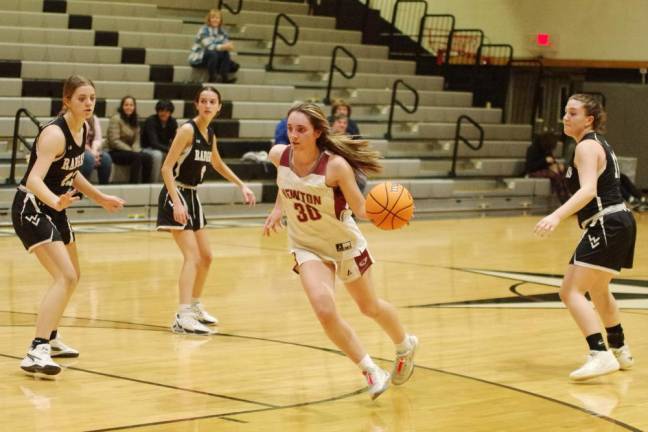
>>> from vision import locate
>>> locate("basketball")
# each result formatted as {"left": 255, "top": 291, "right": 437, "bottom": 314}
{"left": 365, "top": 182, "right": 414, "bottom": 230}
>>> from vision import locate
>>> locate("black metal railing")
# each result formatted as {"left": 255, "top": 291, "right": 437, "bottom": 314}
{"left": 265, "top": 13, "right": 299, "bottom": 72}
{"left": 323, "top": 46, "right": 358, "bottom": 105}
{"left": 384, "top": 80, "right": 419, "bottom": 140}
{"left": 445, "top": 28, "right": 484, "bottom": 65}
{"left": 7, "top": 108, "right": 40, "bottom": 185}
{"left": 416, "top": 14, "right": 454, "bottom": 65}
{"left": 218, "top": 0, "right": 243, "bottom": 14}
{"left": 476, "top": 43, "right": 513, "bottom": 66}
{"left": 387, "top": 0, "right": 427, "bottom": 57}
{"left": 475, "top": 44, "right": 514, "bottom": 121}
{"left": 449, "top": 115, "right": 484, "bottom": 177}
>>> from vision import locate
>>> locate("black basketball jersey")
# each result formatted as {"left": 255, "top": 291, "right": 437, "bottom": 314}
{"left": 20, "top": 116, "right": 86, "bottom": 196}
{"left": 565, "top": 131, "right": 623, "bottom": 226}
{"left": 173, "top": 120, "right": 213, "bottom": 187}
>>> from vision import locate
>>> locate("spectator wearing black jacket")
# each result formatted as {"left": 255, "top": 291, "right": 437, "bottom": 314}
{"left": 141, "top": 100, "right": 178, "bottom": 182}
{"left": 526, "top": 132, "right": 570, "bottom": 203}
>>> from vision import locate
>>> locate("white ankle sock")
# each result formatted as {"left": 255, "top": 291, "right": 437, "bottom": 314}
{"left": 178, "top": 304, "right": 192, "bottom": 316}
{"left": 191, "top": 298, "right": 200, "bottom": 306}
{"left": 357, "top": 354, "right": 377, "bottom": 372}
{"left": 395, "top": 334, "right": 411, "bottom": 353}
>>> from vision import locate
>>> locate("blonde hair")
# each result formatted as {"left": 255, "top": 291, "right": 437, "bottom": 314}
{"left": 569, "top": 93, "right": 607, "bottom": 133}
{"left": 287, "top": 103, "right": 381, "bottom": 174}
{"left": 205, "top": 9, "right": 222, "bottom": 25}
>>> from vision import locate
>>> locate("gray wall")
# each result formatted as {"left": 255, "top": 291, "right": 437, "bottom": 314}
{"left": 583, "top": 82, "right": 648, "bottom": 189}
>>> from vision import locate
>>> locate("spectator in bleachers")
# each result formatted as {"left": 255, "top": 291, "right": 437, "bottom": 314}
{"left": 141, "top": 100, "right": 178, "bottom": 182}
{"left": 331, "top": 114, "right": 350, "bottom": 135}
{"left": 80, "top": 114, "right": 112, "bottom": 184}
{"left": 106, "top": 96, "right": 153, "bottom": 183}
{"left": 273, "top": 117, "right": 289, "bottom": 145}
{"left": 329, "top": 99, "right": 360, "bottom": 137}
{"left": 525, "top": 132, "right": 570, "bottom": 203}
{"left": 188, "top": 9, "right": 238, "bottom": 84}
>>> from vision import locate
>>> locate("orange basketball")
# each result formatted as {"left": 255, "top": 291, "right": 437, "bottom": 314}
{"left": 365, "top": 182, "right": 414, "bottom": 230}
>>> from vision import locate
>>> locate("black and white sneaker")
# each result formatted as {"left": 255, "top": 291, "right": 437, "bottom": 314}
{"left": 20, "top": 344, "right": 61, "bottom": 377}
{"left": 171, "top": 314, "right": 216, "bottom": 335}
{"left": 50, "top": 337, "right": 79, "bottom": 358}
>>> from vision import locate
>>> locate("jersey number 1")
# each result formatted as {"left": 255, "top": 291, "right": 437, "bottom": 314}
{"left": 294, "top": 202, "right": 321, "bottom": 222}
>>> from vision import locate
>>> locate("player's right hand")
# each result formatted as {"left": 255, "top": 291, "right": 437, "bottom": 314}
{"left": 263, "top": 207, "right": 283, "bottom": 237}
{"left": 55, "top": 190, "right": 80, "bottom": 211}
{"left": 173, "top": 201, "right": 189, "bottom": 225}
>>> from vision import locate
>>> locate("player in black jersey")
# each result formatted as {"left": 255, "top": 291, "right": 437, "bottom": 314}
{"left": 535, "top": 94, "right": 635, "bottom": 381}
{"left": 157, "top": 86, "right": 255, "bottom": 335}
{"left": 12, "top": 75, "right": 125, "bottom": 377}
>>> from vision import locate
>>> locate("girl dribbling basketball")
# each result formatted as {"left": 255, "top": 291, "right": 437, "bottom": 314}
{"left": 263, "top": 103, "right": 418, "bottom": 400}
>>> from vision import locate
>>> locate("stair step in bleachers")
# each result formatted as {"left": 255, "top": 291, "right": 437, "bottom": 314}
{"left": 0, "top": 0, "right": 546, "bottom": 218}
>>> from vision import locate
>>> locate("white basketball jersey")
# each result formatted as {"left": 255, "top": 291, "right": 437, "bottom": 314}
{"left": 277, "top": 147, "right": 367, "bottom": 261}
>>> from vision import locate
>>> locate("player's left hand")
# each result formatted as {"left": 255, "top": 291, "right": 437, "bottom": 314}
{"left": 240, "top": 185, "right": 256, "bottom": 206}
{"left": 99, "top": 194, "right": 126, "bottom": 213}
{"left": 534, "top": 213, "right": 560, "bottom": 238}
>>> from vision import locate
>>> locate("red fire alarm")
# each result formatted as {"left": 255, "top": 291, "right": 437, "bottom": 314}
{"left": 536, "top": 33, "right": 551, "bottom": 47}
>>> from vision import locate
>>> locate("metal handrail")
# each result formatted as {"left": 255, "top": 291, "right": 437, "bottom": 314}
{"left": 388, "top": 0, "right": 428, "bottom": 56}
{"left": 476, "top": 43, "right": 513, "bottom": 66}
{"left": 323, "top": 46, "right": 358, "bottom": 105}
{"left": 384, "top": 79, "right": 419, "bottom": 140}
{"left": 265, "top": 13, "right": 299, "bottom": 72}
{"left": 415, "top": 13, "right": 455, "bottom": 65}
{"left": 218, "top": 0, "right": 243, "bottom": 14}
{"left": 7, "top": 108, "right": 41, "bottom": 185}
{"left": 449, "top": 115, "right": 484, "bottom": 177}
{"left": 445, "top": 28, "right": 484, "bottom": 65}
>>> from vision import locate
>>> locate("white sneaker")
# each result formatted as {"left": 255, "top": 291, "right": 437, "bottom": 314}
{"left": 391, "top": 335, "right": 418, "bottom": 385}
{"left": 569, "top": 350, "right": 620, "bottom": 381}
{"left": 611, "top": 345, "right": 634, "bottom": 370}
{"left": 50, "top": 337, "right": 79, "bottom": 358}
{"left": 20, "top": 344, "right": 61, "bottom": 376}
{"left": 363, "top": 367, "right": 390, "bottom": 400}
{"left": 192, "top": 303, "right": 219, "bottom": 325}
{"left": 171, "top": 314, "right": 216, "bottom": 335}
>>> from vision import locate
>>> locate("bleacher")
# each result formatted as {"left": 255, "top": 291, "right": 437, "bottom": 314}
{"left": 0, "top": 0, "right": 553, "bottom": 225}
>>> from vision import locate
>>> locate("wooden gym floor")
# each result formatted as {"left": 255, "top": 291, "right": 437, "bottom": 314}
{"left": 0, "top": 214, "right": 647, "bottom": 431}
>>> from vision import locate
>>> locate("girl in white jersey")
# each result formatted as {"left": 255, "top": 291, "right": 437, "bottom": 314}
{"left": 12, "top": 75, "right": 125, "bottom": 376}
{"left": 535, "top": 94, "right": 635, "bottom": 381}
{"left": 159, "top": 86, "right": 256, "bottom": 335}
{"left": 263, "top": 103, "right": 418, "bottom": 400}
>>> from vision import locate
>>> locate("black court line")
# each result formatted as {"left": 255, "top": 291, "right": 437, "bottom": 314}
{"left": 0, "top": 351, "right": 275, "bottom": 410}
{"left": 84, "top": 387, "right": 367, "bottom": 432}
{"left": 1, "top": 316, "right": 643, "bottom": 432}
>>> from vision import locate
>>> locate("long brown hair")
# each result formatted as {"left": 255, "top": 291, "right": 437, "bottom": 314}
{"left": 569, "top": 93, "right": 607, "bottom": 133}
{"left": 61, "top": 75, "right": 95, "bottom": 115}
{"left": 287, "top": 102, "right": 381, "bottom": 174}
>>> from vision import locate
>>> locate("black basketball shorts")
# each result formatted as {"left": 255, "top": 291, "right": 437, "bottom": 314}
{"left": 12, "top": 187, "right": 74, "bottom": 252}
{"left": 156, "top": 185, "right": 206, "bottom": 231}
{"left": 570, "top": 210, "right": 636, "bottom": 274}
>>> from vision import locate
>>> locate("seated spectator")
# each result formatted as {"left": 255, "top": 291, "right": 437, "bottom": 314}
{"left": 80, "top": 114, "right": 112, "bottom": 184}
{"left": 273, "top": 117, "right": 289, "bottom": 145}
{"left": 141, "top": 100, "right": 178, "bottom": 182}
{"left": 525, "top": 132, "right": 569, "bottom": 203}
{"left": 106, "top": 96, "right": 153, "bottom": 183}
{"left": 331, "top": 114, "right": 350, "bottom": 135}
{"left": 328, "top": 99, "right": 360, "bottom": 137}
{"left": 188, "top": 9, "right": 238, "bottom": 84}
